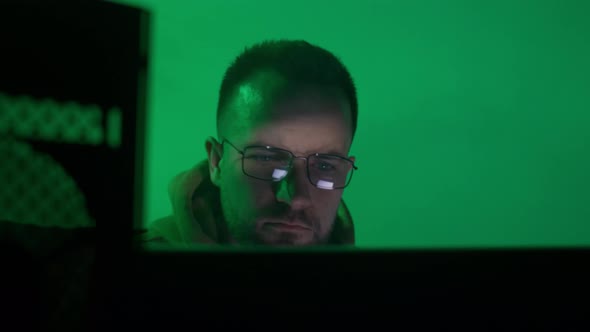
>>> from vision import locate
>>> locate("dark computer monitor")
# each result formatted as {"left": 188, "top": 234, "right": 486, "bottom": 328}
{"left": 0, "top": 1, "right": 150, "bottom": 238}
{"left": 103, "top": 246, "right": 587, "bottom": 329}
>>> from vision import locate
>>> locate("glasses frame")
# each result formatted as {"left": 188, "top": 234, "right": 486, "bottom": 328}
{"left": 222, "top": 138, "right": 358, "bottom": 190}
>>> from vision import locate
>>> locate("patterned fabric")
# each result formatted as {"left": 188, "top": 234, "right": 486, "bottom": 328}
{"left": 0, "top": 138, "right": 96, "bottom": 229}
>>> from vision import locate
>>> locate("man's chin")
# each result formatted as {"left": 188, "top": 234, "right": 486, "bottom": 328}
{"left": 257, "top": 230, "right": 318, "bottom": 246}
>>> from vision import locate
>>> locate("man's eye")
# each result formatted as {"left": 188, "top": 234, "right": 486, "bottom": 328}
{"left": 314, "top": 162, "right": 336, "bottom": 171}
{"left": 250, "top": 155, "right": 279, "bottom": 161}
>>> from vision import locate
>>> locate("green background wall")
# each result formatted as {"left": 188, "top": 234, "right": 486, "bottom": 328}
{"left": 116, "top": 0, "right": 589, "bottom": 248}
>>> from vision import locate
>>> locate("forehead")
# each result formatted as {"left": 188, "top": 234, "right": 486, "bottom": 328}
{"left": 223, "top": 71, "right": 353, "bottom": 152}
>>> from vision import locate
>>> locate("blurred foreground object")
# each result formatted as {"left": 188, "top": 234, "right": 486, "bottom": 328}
{"left": 1, "top": 220, "right": 96, "bottom": 330}
{"left": 0, "top": 0, "right": 150, "bottom": 236}
{"left": 0, "top": 1, "right": 150, "bottom": 329}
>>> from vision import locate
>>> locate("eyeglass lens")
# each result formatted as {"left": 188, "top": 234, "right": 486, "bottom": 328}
{"left": 242, "top": 147, "right": 353, "bottom": 189}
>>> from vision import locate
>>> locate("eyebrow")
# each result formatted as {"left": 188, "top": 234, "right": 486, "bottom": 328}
{"left": 245, "top": 141, "right": 348, "bottom": 157}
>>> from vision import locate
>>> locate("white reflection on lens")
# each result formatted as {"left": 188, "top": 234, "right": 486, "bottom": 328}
{"left": 272, "top": 168, "right": 288, "bottom": 181}
{"left": 316, "top": 179, "right": 334, "bottom": 190}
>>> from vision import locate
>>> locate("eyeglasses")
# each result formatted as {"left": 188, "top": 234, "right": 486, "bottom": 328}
{"left": 222, "top": 139, "right": 358, "bottom": 190}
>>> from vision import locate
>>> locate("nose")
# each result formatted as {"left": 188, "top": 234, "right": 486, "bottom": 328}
{"left": 275, "top": 158, "right": 312, "bottom": 209}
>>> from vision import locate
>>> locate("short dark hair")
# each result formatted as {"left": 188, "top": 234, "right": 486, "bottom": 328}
{"left": 216, "top": 39, "right": 358, "bottom": 140}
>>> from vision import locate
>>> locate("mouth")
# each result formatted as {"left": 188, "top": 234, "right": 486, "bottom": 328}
{"left": 264, "top": 221, "right": 312, "bottom": 231}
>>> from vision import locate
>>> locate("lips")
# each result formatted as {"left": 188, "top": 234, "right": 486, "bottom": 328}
{"left": 265, "top": 221, "right": 312, "bottom": 231}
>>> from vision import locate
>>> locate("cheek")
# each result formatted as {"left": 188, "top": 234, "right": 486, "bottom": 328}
{"left": 248, "top": 180, "right": 278, "bottom": 208}
{"left": 312, "top": 192, "right": 343, "bottom": 222}
{"left": 221, "top": 167, "right": 251, "bottom": 203}
{"left": 224, "top": 169, "right": 274, "bottom": 208}
{"left": 313, "top": 188, "right": 343, "bottom": 206}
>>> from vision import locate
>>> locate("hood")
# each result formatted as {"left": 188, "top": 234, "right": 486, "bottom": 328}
{"left": 144, "top": 160, "right": 355, "bottom": 246}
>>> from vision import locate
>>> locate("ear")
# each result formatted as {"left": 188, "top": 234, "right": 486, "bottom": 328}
{"left": 205, "top": 136, "right": 223, "bottom": 187}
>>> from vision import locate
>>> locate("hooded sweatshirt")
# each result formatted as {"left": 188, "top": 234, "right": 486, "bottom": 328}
{"left": 142, "top": 160, "right": 355, "bottom": 247}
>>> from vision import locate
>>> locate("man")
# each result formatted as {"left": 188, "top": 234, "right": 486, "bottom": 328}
{"left": 143, "top": 39, "right": 359, "bottom": 247}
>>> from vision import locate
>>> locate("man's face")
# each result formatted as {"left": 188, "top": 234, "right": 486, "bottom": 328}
{"left": 209, "top": 73, "right": 354, "bottom": 246}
